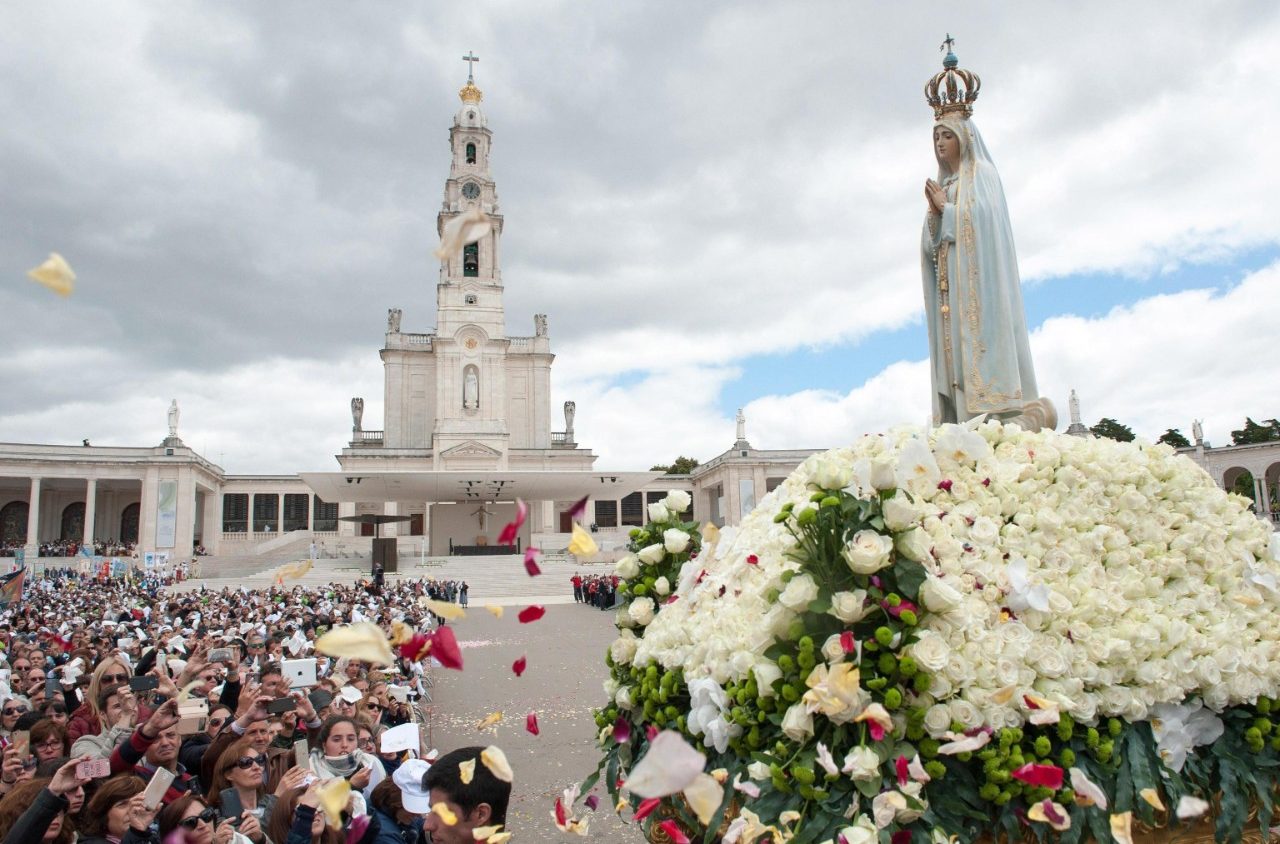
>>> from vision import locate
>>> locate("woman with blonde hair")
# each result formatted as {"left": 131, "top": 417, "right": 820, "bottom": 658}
{"left": 66, "top": 658, "right": 133, "bottom": 743}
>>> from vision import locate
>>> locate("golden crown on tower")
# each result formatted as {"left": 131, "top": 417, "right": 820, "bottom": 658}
{"left": 459, "top": 81, "right": 483, "bottom": 104}
{"left": 925, "top": 34, "right": 981, "bottom": 119}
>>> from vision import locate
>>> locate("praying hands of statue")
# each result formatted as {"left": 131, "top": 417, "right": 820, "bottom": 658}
{"left": 925, "top": 179, "right": 947, "bottom": 215}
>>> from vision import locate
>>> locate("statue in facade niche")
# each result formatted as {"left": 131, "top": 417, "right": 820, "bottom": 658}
{"left": 921, "top": 39, "right": 1056, "bottom": 432}
{"left": 464, "top": 370, "right": 479, "bottom": 409}
{"left": 351, "top": 397, "right": 364, "bottom": 431}
{"left": 387, "top": 308, "right": 402, "bottom": 333}
{"left": 167, "top": 400, "right": 180, "bottom": 437}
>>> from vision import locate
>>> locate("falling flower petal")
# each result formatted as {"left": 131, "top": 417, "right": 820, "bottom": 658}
{"left": 499, "top": 499, "right": 527, "bottom": 545}
{"left": 345, "top": 815, "right": 370, "bottom": 844}
{"left": 1176, "top": 796, "right": 1210, "bottom": 819}
{"left": 568, "top": 496, "right": 589, "bottom": 522}
{"left": 480, "top": 746, "right": 513, "bottom": 782}
{"left": 460, "top": 758, "right": 476, "bottom": 785}
{"left": 732, "top": 774, "right": 760, "bottom": 799}
{"left": 700, "top": 522, "right": 720, "bottom": 547}
{"left": 568, "top": 523, "right": 598, "bottom": 557}
{"left": 1140, "top": 788, "right": 1166, "bottom": 812}
{"left": 485, "top": 833, "right": 512, "bottom": 844}
{"left": 526, "top": 711, "right": 540, "bottom": 735}
{"left": 1011, "top": 763, "right": 1064, "bottom": 790}
{"left": 937, "top": 730, "right": 992, "bottom": 754}
{"left": 518, "top": 605, "right": 546, "bottom": 623}
{"left": 746, "top": 554, "right": 759, "bottom": 565}
{"left": 633, "top": 797, "right": 661, "bottom": 821}
{"left": 1006, "top": 555, "right": 1050, "bottom": 612}
{"left": 318, "top": 778, "right": 352, "bottom": 828}
{"left": 623, "top": 730, "right": 707, "bottom": 798}
{"left": 432, "top": 802, "right": 459, "bottom": 825}
{"left": 1069, "top": 767, "right": 1108, "bottom": 810}
{"left": 854, "top": 703, "right": 893, "bottom": 741}
{"left": 315, "top": 622, "right": 394, "bottom": 666}
{"left": 425, "top": 599, "right": 467, "bottom": 620}
{"left": 484, "top": 605, "right": 504, "bottom": 618}
{"left": 656, "top": 820, "right": 690, "bottom": 844}
{"left": 433, "top": 206, "right": 492, "bottom": 260}
{"left": 428, "top": 626, "right": 464, "bottom": 670}
{"left": 1111, "top": 812, "right": 1134, "bottom": 844}
{"left": 612, "top": 716, "right": 631, "bottom": 743}
{"left": 512, "top": 656, "right": 526, "bottom": 676}
{"left": 990, "top": 685, "right": 1017, "bottom": 705}
{"left": 585, "top": 794, "right": 599, "bottom": 811}
{"left": 26, "top": 253, "right": 75, "bottom": 297}
{"left": 277, "top": 559, "right": 313, "bottom": 582}
{"left": 471, "top": 825, "right": 503, "bottom": 841}
{"left": 1027, "top": 799, "right": 1071, "bottom": 831}
{"left": 816, "top": 742, "right": 839, "bottom": 777}
{"left": 683, "top": 772, "right": 723, "bottom": 825}
{"left": 476, "top": 712, "right": 503, "bottom": 731}
{"left": 523, "top": 546, "right": 542, "bottom": 576}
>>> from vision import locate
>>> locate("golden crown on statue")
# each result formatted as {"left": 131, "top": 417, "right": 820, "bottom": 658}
{"left": 925, "top": 34, "right": 981, "bottom": 119}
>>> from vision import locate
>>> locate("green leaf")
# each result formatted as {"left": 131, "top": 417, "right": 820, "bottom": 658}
{"left": 854, "top": 776, "right": 881, "bottom": 799}
{"left": 808, "top": 595, "right": 832, "bottom": 614}
{"left": 893, "top": 559, "right": 928, "bottom": 599}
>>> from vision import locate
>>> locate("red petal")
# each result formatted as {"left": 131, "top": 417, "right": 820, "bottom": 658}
{"left": 840, "top": 631, "right": 856, "bottom": 653}
{"left": 645, "top": 724, "right": 658, "bottom": 741}
{"left": 1011, "top": 763, "right": 1064, "bottom": 789}
{"left": 512, "top": 656, "right": 527, "bottom": 676}
{"left": 612, "top": 716, "right": 631, "bottom": 743}
{"left": 634, "top": 797, "right": 661, "bottom": 821}
{"left": 746, "top": 554, "right": 759, "bottom": 565}
{"left": 499, "top": 499, "right": 528, "bottom": 545}
{"left": 428, "top": 626, "right": 464, "bottom": 670}
{"left": 518, "top": 605, "right": 546, "bottom": 623}
{"left": 891, "top": 830, "right": 911, "bottom": 844}
{"left": 1041, "top": 799, "right": 1066, "bottom": 825}
{"left": 657, "top": 820, "right": 690, "bottom": 844}
{"left": 868, "top": 721, "right": 886, "bottom": 742}
{"left": 526, "top": 711, "right": 540, "bottom": 736}
{"left": 554, "top": 797, "right": 568, "bottom": 826}
{"left": 523, "top": 546, "right": 542, "bottom": 576}
{"left": 585, "top": 794, "right": 600, "bottom": 811}
{"left": 568, "top": 495, "right": 589, "bottom": 522}
{"left": 345, "top": 815, "right": 370, "bottom": 844}
{"left": 938, "top": 479, "right": 953, "bottom": 491}
{"left": 895, "top": 755, "right": 909, "bottom": 787}
{"left": 1023, "top": 695, "right": 1042, "bottom": 710}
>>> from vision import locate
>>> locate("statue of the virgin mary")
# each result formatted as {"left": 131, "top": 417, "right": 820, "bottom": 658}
{"left": 920, "top": 41, "right": 1056, "bottom": 431}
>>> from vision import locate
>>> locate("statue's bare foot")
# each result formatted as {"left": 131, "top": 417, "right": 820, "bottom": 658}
{"left": 1002, "top": 397, "right": 1058, "bottom": 433}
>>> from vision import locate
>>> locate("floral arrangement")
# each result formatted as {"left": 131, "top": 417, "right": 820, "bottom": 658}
{"left": 581, "top": 422, "right": 1280, "bottom": 844}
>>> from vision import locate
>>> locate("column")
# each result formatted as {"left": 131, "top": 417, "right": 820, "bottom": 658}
{"left": 138, "top": 469, "right": 158, "bottom": 553}
{"left": 383, "top": 501, "right": 399, "bottom": 537}
{"left": 209, "top": 492, "right": 223, "bottom": 555}
{"left": 24, "top": 477, "right": 41, "bottom": 559}
{"left": 338, "top": 502, "right": 356, "bottom": 537}
{"left": 307, "top": 494, "right": 315, "bottom": 532}
{"left": 82, "top": 478, "right": 97, "bottom": 548}
{"left": 277, "top": 493, "right": 284, "bottom": 534}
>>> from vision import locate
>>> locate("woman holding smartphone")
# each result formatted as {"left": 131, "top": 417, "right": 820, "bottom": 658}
{"left": 306, "top": 717, "right": 385, "bottom": 816}
{"left": 208, "top": 737, "right": 272, "bottom": 843}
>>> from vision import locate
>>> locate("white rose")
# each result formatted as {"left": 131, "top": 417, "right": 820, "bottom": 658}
{"left": 610, "top": 632, "right": 638, "bottom": 665}
{"left": 614, "top": 555, "right": 639, "bottom": 579}
{"left": 923, "top": 704, "right": 952, "bottom": 736}
{"left": 842, "top": 746, "right": 880, "bottom": 780}
{"left": 638, "top": 543, "right": 666, "bottom": 565}
{"left": 811, "top": 457, "right": 854, "bottom": 491}
{"left": 662, "top": 489, "right": 691, "bottom": 514}
{"left": 781, "top": 703, "right": 814, "bottom": 742}
{"left": 969, "top": 517, "right": 999, "bottom": 547}
{"left": 882, "top": 495, "right": 919, "bottom": 531}
{"left": 895, "top": 528, "right": 931, "bottom": 563}
{"left": 615, "top": 607, "right": 635, "bottom": 628}
{"left": 909, "top": 631, "right": 951, "bottom": 672}
{"left": 778, "top": 573, "right": 819, "bottom": 610}
{"left": 870, "top": 458, "right": 897, "bottom": 491}
{"left": 647, "top": 502, "right": 671, "bottom": 523}
{"left": 663, "top": 529, "right": 692, "bottom": 554}
{"left": 653, "top": 576, "right": 671, "bottom": 596}
{"left": 602, "top": 677, "right": 619, "bottom": 698}
{"left": 628, "top": 597, "right": 656, "bottom": 627}
{"left": 843, "top": 530, "right": 894, "bottom": 574}
{"left": 829, "top": 590, "right": 870, "bottom": 623}
{"left": 753, "top": 661, "right": 782, "bottom": 696}
{"left": 615, "top": 686, "right": 634, "bottom": 709}
{"left": 836, "top": 818, "right": 878, "bottom": 844}
{"left": 919, "top": 576, "right": 962, "bottom": 613}
{"left": 822, "top": 634, "right": 846, "bottom": 663}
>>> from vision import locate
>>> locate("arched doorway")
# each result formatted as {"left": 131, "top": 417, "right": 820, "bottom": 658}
{"left": 1222, "top": 466, "right": 1254, "bottom": 504}
{"left": 0, "top": 502, "right": 28, "bottom": 547}
{"left": 120, "top": 503, "right": 140, "bottom": 545}
{"left": 60, "top": 502, "right": 85, "bottom": 541}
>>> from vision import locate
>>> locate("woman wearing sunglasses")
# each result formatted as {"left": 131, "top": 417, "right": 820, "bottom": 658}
{"left": 158, "top": 794, "right": 246, "bottom": 844}
{"left": 208, "top": 737, "right": 273, "bottom": 843}
{"left": 67, "top": 659, "right": 135, "bottom": 744}
{"left": 0, "top": 697, "right": 28, "bottom": 740}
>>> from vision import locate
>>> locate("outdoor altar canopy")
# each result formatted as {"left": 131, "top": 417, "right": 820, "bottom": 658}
{"left": 558, "top": 43, "right": 1280, "bottom": 844}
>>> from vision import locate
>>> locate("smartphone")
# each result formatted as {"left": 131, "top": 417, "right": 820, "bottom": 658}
{"left": 45, "top": 676, "right": 59, "bottom": 699}
{"left": 222, "top": 788, "right": 243, "bottom": 825}
{"left": 128, "top": 675, "right": 159, "bottom": 693}
{"left": 141, "top": 767, "right": 176, "bottom": 810}
{"left": 10, "top": 731, "right": 28, "bottom": 757}
{"left": 209, "top": 647, "right": 233, "bottom": 664}
{"left": 75, "top": 757, "right": 111, "bottom": 779}
{"left": 266, "top": 697, "right": 297, "bottom": 715}
{"left": 176, "top": 699, "right": 209, "bottom": 736}
{"left": 156, "top": 651, "right": 167, "bottom": 675}
{"left": 293, "top": 738, "right": 309, "bottom": 771}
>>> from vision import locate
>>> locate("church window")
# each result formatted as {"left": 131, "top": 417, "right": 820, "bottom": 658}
{"left": 60, "top": 502, "right": 85, "bottom": 541}
{"left": 222, "top": 493, "right": 248, "bottom": 533}
{"left": 252, "top": 494, "right": 279, "bottom": 532}
{"left": 465, "top": 142, "right": 476, "bottom": 164}
{"left": 313, "top": 496, "right": 338, "bottom": 531}
{"left": 594, "top": 500, "right": 618, "bottom": 529}
{"left": 464, "top": 294, "right": 477, "bottom": 305}
{"left": 0, "top": 501, "right": 28, "bottom": 545}
{"left": 463, "top": 242, "right": 479, "bottom": 277}
{"left": 120, "top": 502, "right": 140, "bottom": 545}
{"left": 283, "top": 493, "right": 309, "bottom": 532}
{"left": 620, "top": 492, "right": 643, "bottom": 526}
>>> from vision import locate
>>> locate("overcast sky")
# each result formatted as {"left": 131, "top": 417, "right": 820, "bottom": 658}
{"left": 2, "top": 2, "right": 1278, "bottom": 473}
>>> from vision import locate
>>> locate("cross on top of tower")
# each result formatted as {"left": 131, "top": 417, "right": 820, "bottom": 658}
{"left": 462, "top": 51, "right": 479, "bottom": 83}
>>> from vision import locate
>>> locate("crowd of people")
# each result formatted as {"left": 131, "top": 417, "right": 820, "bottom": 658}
{"left": 569, "top": 572, "right": 619, "bottom": 609}
{"left": 0, "top": 539, "right": 138, "bottom": 559}
{"left": 0, "top": 570, "right": 513, "bottom": 843}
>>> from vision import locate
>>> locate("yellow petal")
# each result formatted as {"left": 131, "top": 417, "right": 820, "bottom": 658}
{"left": 615, "top": 797, "right": 630, "bottom": 813}
{"left": 485, "top": 604, "right": 504, "bottom": 618}
{"left": 433, "top": 207, "right": 492, "bottom": 260}
{"left": 709, "top": 768, "right": 729, "bottom": 784}
{"left": 318, "top": 778, "right": 351, "bottom": 827}
{"left": 460, "top": 758, "right": 476, "bottom": 784}
{"left": 314, "top": 622, "right": 394, "bottom": 666}
{"left": 1111, "top": 812, "right": 1134, "bottom": 844}
{"left": 568, "top": 522, "right": 599, "bottom": 557}
{"left": 175, "top": 679, "right": 202, "bottom": 703}
{"left": 432, "top": 802, "right": 459, "bottom": 826}
{"left": 425, "top": 598, "right": 467, "bottom": 620}
{"left": 779, "top": 810, "right": 802, "bottom": 826}
{"left": 278, "top": 559, "right": 313, "bottom": 580}
{"left": 480, "top": 745, "right": 513, "bottom": 782}
{"left": 1234, "top": 592, "right": 1262, "bottom": 607}
{"left": 27, "top": 252, "right": 75, "bottom": 297}
{"left": 683, "top": 772, "right": 723, "bottom": 826}
{"left": 471, "top": 824, "right": 502, "bottom": 840}
{"left": 475, "top": 711, "right": 503, "bottom": 731}
{"left": 1140, "top": 788, "right": 1166, "bottom": 812}
{"left": 486, "top": 834, "right": 513, "bottom": 844}
{"left": 700, "top": 522, "right": 721, "bottom": 546}
{"left": 989, "top": 685, "right": 1017, "bottom": 705}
